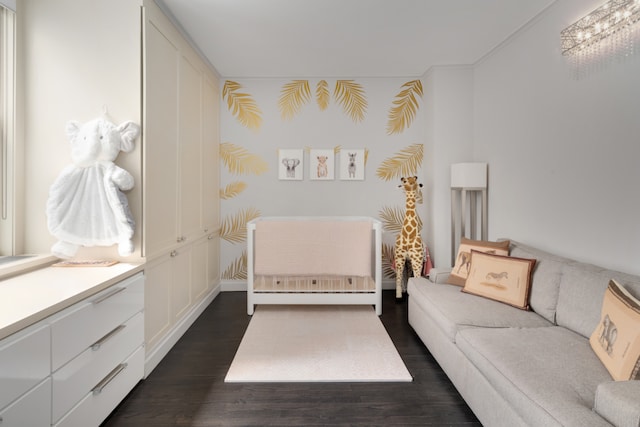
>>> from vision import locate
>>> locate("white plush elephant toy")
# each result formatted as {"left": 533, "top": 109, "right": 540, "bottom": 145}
{"left": 46, "top": 117, "right": 140, "bottom": 259}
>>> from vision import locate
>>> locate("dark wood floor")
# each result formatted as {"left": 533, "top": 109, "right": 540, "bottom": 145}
{"left": 101, "top": 291, "right": 481, "bottom": 426}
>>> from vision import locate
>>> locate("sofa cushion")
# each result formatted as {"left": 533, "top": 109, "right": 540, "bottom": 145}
{"left": 456, "top": 326, "right": 614, "bottom": 427}
{"left": 556, "top": 261, "right": 640, "bottom": 339}
{"left": 594, "top": 380, "right": 640, "bottom": 427}
{"left": 462, "top": 251, "right": 536, "bottom": 310}
{"left": 407, "top": 277, "right": 551, "bottom": 343}
{"left": 509, "top": 240, "right": 564, "bottom": 323}
{"left": 447, "top": 238, "right": 510, "bottom": 286}
{"left": 589, "top": 279, "right": 640, "bottom": 381}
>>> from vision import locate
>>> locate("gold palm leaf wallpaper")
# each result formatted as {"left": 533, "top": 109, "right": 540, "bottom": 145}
{"left": 382, "top": 243, "right": 396, "bottom": 279}
{"left": 220, "top": 181, "right": 248, "bottom": 200}
{"left": 222, "top": 250, "right": 247, "bottom": 280}
{"left": 387, "top": 80, "right": 423, "bottom": 135}
{"left": 379, "top": 206, "right": 405, "bottom": 234}
{"left": 278, "top": 80, "right": 311, "bottom": 120}
{"left": 379, "top": 205, "right": 423, "bottom": 234}
{"left": 220, "top": 207, "right": 261, "bottom": 244}
{"left": 220, "top": 142, "right": 268, "bottom": 176}
{"left": 223, "top": 80, "right": 263, "bottom": 131}
{"left": 316, "top": 80, "right": 330, "bottom": 111}
{"left": 376, "top": 143, "right": 424, "bottom": 181}
{"left": 334, "top": 80, "right": 367, "bottom": 123}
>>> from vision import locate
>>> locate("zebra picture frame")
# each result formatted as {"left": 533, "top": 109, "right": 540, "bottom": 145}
{"left": 340, "top": 148, "right": 365, "bottom": 181}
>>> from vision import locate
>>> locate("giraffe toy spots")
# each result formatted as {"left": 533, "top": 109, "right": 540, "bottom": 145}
{"left": 394, "top": 176, "right": 424, "bottom": 300}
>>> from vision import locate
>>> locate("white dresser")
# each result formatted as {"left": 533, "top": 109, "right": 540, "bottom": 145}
{"left": 0, "top": 266, "right": 144, "bottom": 427}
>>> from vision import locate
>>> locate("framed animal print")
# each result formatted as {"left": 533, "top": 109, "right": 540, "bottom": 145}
{"left": 278, "top": 149, "right": 303, "bottom": 180}
{"left": 310, "top": 149, "right": 335, "bottom": 180}
{"left": 340, "top": 148, "right": 365, "bottom": 180}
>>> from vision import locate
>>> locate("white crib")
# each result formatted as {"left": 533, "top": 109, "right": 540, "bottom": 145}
{"left": 246, "top": 216, "right": 383, "bottom": 315}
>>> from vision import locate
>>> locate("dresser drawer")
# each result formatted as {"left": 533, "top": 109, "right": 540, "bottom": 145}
{"left": 52, "top": 311, "right": 143, "bottom": 423}
{"left": 53, "top": 346, "right": 144, "bottom": 427}
{"left": 50, "top": 272, "right": 144, "bottom": 371}
{"left": 0, "top": 378, "right": 51, "bottom": 427}
{"left": 0, "top": 323, "right": 50, "bottom": 409}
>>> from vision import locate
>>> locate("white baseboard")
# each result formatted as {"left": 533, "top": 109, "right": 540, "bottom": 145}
{"left": 220, "top": 279, "right": 397, "bottom": 291}
{"left": 221, "top": 279, "right": 247, "bottom": 292}
{"left": 144, "top": 283, "right": 221, "bottom": 377}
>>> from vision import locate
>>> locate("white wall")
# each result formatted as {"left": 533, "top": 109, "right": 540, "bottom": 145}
{"left": 219, "top": 77, "right": 426, "bottom": 282}
{"left": 20, "top": 0, "right": 143, "bottom": 258}
{"left": 472, "top": 0, "right": 640, "bottom": 275}
{"left": 423, "top": 66, "right": 474, "bottom": 268}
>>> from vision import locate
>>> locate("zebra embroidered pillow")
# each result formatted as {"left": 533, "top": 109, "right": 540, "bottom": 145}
{"left": 447, "top": 238, "right": 510, "bottom": 286}
{"left": 589, "top": 279, "right": 640, "bottom": 381}
{"left": 461, "top": 251, "right": 536, "bottom": 310}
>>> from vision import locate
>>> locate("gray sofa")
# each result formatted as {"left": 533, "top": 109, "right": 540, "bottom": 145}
{"left": 407, "top": 239, "right": 640, "bottom": 427}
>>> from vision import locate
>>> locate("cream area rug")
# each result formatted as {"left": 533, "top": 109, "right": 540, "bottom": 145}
{"left": 225, "top": 305, "right": 412, "bottom": 383}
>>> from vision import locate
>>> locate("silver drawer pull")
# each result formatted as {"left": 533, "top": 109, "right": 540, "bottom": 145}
{"left": 91, "top": 324, "right": 126, "bottom": 351}
{"left": 92, "top": 287, "right": 126, "bottom": 304}
{"left": 92, "top": 363, "right": 128, "bottom": 395}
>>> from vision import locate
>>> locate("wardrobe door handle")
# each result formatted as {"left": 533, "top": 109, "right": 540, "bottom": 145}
{"left": 92, "top": 287, "right": 125, "bottom": 304}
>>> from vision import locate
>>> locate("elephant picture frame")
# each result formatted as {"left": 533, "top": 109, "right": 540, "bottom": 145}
{"left": 278, "top": 149, "right": 303, "bottom": 180}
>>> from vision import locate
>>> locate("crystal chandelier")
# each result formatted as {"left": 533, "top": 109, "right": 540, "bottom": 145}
{"left": 561, "top": 0, "right": 640, "bottom": 79}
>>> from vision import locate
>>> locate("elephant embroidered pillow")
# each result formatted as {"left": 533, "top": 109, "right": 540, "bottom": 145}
{"left": 589, "top": 279, "right": 640, "bottom": 381}
{"left": 447, "top": 238, "right": 510, "bottom": 286}
{"left": 461, "top": 251, "right": 536, "bottom": 310}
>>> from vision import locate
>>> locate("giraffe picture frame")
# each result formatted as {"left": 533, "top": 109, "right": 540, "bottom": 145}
{"left": 340, "top": 148, "right": 365, "bottom": 180}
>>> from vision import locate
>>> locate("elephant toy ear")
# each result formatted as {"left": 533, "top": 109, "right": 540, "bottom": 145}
{"left": 65, "top": 121, "right": 81, "bottom": 142}
{"left": 117, "top": 121, "right": 140, "bottom": 153}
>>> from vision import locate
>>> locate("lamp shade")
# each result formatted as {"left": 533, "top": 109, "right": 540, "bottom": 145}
{"left": 451, "top": 163, "right": 487, "bottom": 189}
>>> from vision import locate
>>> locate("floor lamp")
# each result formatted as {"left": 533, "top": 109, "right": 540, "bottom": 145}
{"left": 451, "top": 163, "right": 488, "bottom": 266}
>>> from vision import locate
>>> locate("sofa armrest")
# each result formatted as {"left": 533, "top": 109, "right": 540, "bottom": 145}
{"left": 594, "top": 380, "right": 640, "bottom": 427}
{"left": 428, "top": 267, "right": 452, "bottom": 284}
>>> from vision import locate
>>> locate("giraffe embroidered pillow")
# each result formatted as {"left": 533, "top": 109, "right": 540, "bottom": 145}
{"left": 589, "top": 279, "right": 640, "bottom": 381}
{"left": 447, "top": 238, "right": 510, "bottom": 286}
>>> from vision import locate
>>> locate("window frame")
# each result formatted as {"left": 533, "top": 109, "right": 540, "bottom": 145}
{"left": 0, "top": 4, "right": 17, "bottom": 257}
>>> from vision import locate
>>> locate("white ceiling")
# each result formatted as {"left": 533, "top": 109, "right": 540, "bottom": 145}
{"left": 155, "top": 0, "right": 556, "bottom": 78}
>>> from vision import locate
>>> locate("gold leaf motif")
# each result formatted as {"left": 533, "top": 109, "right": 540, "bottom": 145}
{"left": 220, "top": 142, "right": 268, "bottom": 176}
{"left": 279, "top": 80, "right": 311, "bottom": 120}
{"left": 387, "top": 80, "right": 423, "bottom": 135}
{"left": 222, "top": 251, "right": 247, "bottom": 280}
{"left": 382, "top": 243, "right": 396, "bottom": 279}
{"left": 220, "top": 181, "right": 248, "bottom": 200}
{"left": 220, "top": 207, "right": 261, "bottom": 244}
{"left": 222, "top": 80, "right": 263, "bottom": 131}
{"left": 380, "top": 205, "right": 423, "bottom": 233}
{"left": 334, "top": 145, "right": 341, "bottom": 154}
{"left": 316, "top": 80, "right": 330, "bottom": 110}
{"left": 364, "top": 148, "right": 370, "bottom": 165}
{"left": 334, "top": 80, "right": 367, "bottom": 123}
{"left": 376, "top": 143, "right": 423, "bottom": 181}
{"left": 379, "top": 206, "right": 405, "bottom": 234}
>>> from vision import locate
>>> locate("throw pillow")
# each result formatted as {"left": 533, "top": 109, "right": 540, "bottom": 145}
{"left": 461, "top": 250, "right": 536, "bottom": 310}
{"left": 447, "top": 238, "right": 510, "bottom": 286}
{"left": 589, "top": 279, "right": 640, "bottom": 381}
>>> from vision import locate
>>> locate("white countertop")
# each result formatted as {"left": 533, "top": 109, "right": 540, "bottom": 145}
{"left": 0, "top": 262, "right": 144, "bottom": 340}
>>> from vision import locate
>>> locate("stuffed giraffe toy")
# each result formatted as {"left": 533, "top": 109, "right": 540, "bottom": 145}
{"left": 395, "top": 176, "right": 424, "bottom": 300}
